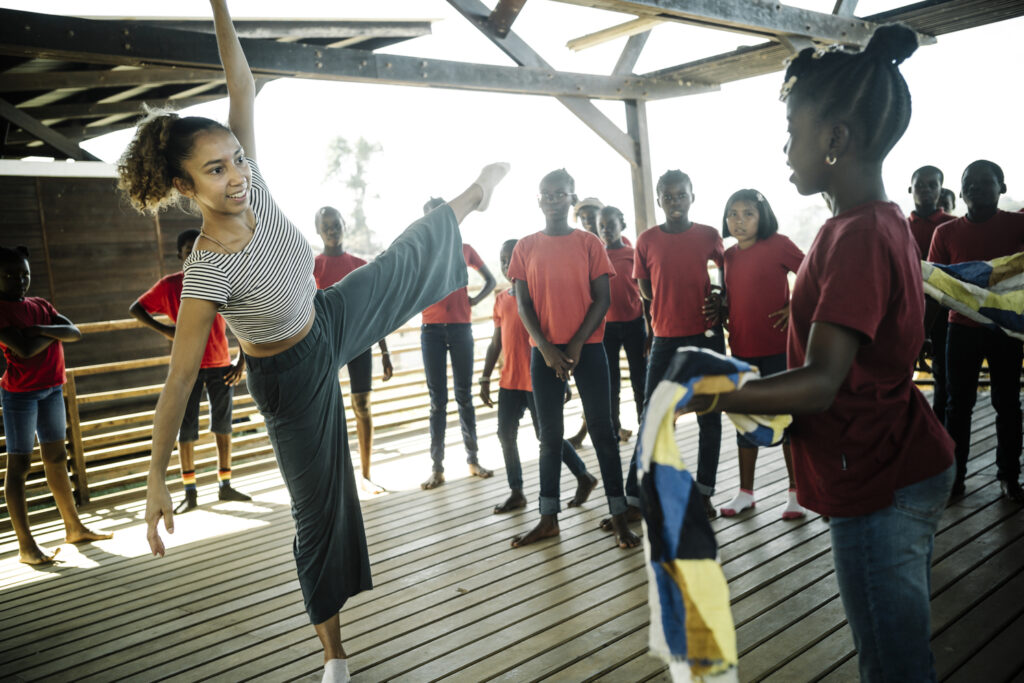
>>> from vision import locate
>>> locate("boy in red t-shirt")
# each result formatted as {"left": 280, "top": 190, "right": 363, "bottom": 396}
{"left": 928, "top": 160, "right": 1024, "bottom": 502}
{"left": 633, "top": 169, "right": 724, "bottom": 519}
{"left": 313, "top": 207, "right": 393, "bottom": 495}
{"left": 908, "top": 165, "right": 956, "bottom": 421}
{"left": 130, "top": 230, "right": 249, "bottom": 512}
{"left": 0, "top": 245, "right": 112, "bottom": 564}
{"left": 419, "top": 197, "right": 497, "bottom": 490}
{"left": 479, "top": 239, "right": 596, "bottom": 513}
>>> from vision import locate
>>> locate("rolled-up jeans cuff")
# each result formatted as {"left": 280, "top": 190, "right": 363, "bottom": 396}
{"left": 695, "top": 481, "right": 714, "bottom": 497}
{"left": 626, "top": 494, "right": 642, "bottom": 510}
{"left": 607, "top": 495, "right": 628, "bottom": 516}
{"left": 539, "top": 495, "right": 561, "bottom": 515}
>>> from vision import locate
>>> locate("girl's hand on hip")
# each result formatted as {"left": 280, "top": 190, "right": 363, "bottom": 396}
{"left": 768, "top": 304, "right": 791, "bottom": 330}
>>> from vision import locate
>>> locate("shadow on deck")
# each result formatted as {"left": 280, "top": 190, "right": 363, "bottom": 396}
{"left": 0, "top": 397, "right": 1021, "bottom": 682}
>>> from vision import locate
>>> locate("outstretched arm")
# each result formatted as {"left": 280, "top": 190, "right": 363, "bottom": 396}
{"left": 210, "top": 0, "right": 257, "bottom": 159}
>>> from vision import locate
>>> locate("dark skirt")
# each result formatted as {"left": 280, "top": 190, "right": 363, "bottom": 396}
{"left": 244, "top": 205, "right": 467, "bottom": 624}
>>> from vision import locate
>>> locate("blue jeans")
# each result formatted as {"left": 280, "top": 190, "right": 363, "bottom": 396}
{"left": 531, "top": 343, "right": 626, "bottom": 516}
{"left": 0, "top": 385, "right": 66, "bottom": 454}
{"left": 830, "top": 465, "right": 954, "bottom": 682}
{"left": 497, "top": 387, "right": 588, "bottom": 490}
{"left": 421, "top": 323, "right": 478, "bottom": 472}
{"left": 944, "top": 323, "right": 1023, "bottom": 484}
{"left": 625, "top": 330, "right": 726, "bottom": 502}
{"left": 603, "top": 317, "right": 647, "bottom": 434}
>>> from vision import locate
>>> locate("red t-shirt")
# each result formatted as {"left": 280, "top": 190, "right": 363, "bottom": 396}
{"left": 138, "top": 272, "right": 230, "bottom": 369}
{"left": 928, "top": 210, "right": 1024, "bottom": 327}
{"left": 788, "top": 201, "right": 953, "bottom": 517}
{"left": 908, "top": 209, "right": 956, "bottom": 259}
{"left": 507, "top": 230, "right": 615, "bottom": 346}
{"left": 492, "top": 288, "right": 532, "bottom": 391}
{"left": 606, "top": 246, "right": 643, "bottom": 323}
{"left": 313, "top": 252, "right": 367, "bottom": 289}
{"left": 633, "top": 223, "right": 724, "bottom": 337}
{"left": 0, "top": 297, "right": 66, "bottom": 392}
{"left": 422, "top": 244, "right": 485, "bottom": 325}
{"left": 724, "top": 233, "right": 804, "bottom": 357}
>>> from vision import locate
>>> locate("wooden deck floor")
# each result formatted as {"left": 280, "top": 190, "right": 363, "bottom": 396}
{"left": 1, "top": 396, "right": 1022, "bottom": 682}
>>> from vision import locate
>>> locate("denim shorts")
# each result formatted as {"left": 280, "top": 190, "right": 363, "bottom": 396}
{"left": 1, "top": 384, "right": 66, "bottom": 453}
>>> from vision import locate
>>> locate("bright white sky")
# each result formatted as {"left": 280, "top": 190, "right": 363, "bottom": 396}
{"left": 5, "top": 1, "right": 1024, "bottom": 266}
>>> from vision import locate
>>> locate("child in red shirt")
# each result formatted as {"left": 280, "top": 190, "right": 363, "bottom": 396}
{"left": 0, "top": 245, "right": 112, "bottom": 564}
{"left": 507, "top": 169, "right": 639, "bottom": 550}
{"left": 479, "top": 239, "right": 596, "bottom": 513}
{"left": 313, "top": 207, "right": 393, "bottom": 495}
{"left": 684, "top": 27, "right": 954, "bottom": 678}
{"left": 928, "top": 160, "right": 1024, "bottom": 502}
{"left": 633, "top": 169, "right": 724, "bottom": 520}
{"left": 717, "top": 189, "right": 805, "bottom": 520}
{"left": 597, "top": 206, "right": 646, "bottom": 445}
{"left": 418, "top": 197, "right": 497, "bottom": 490}
{"left": 130, "top": 230, "right": 249, "bottom": 512}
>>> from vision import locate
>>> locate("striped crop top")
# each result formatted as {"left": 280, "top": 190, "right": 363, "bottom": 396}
{"left": 181, "top": 159, "right": 316, "bottom": 344}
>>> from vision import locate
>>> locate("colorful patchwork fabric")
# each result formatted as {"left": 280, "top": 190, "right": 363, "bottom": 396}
{"left": 922, "top": 252, "right": 1024, "bottom": 340}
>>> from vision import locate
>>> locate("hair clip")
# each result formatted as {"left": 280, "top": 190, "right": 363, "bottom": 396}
{"left": 755, "top": 192, "right": 765, "bottom": 203}
{"left": 779, "top": 74, "right": 798, "bottom": 101}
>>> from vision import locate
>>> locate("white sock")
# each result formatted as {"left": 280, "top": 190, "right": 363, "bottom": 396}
{"left": 782, "top": 489, "right": 806, "bottom": 520}
{"left": 323, "top": 658, "right": 350, "bottom": 683}
{"left": 720, "top": 489, "right": 755, "bottom": 517}
{"left": 473, "top": 162, "right": 511, "bottom": 211}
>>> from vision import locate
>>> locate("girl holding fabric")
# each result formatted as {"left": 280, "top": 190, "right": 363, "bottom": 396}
{"left": 119, "top": 2, "right": 508, "bottom": 679}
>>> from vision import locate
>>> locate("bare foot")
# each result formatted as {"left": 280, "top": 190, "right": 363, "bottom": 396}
{"left": 511, "top": 514, "right": 559, "bottom": 547}
{"left": 468, "top": 463, "right": 494, "bottom": 479}
{"left": 421, "top": 471, "right": 445, "bottom": 490}
{"left": 599, "top": 505, "right": 642, "bottom": 531}
{"left": 609, "top": 513, "right": 642, "bottom": 549}
{"left": 494, "top": 490, "right": 527, "bottom": 514}
{"left": 19, "top": 544, "right": 60, "bottom": 565}
{"left": 66, "top": 527, "right": 113, "bottom": 544}
{"left": 567, "top": 473, "right": 598, "bottom": 508}
{"left": 618, "top": 428, "right": 633, "bottom": 443}
{"left": 360, "top": 477, "right": 388, "bottom": 495}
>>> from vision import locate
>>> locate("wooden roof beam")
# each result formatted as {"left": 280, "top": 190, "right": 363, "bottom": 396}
{"left": 0, "top": 67, "right": 224, "bottom": 93}
{"left": 488, "top": 0, "right": 529, "bottom": 39}
{"left": 0, "top": 97, "right": 99, "bottom": 160}
{"left": 90, "top": 19, "right": 433, "bottom": 42}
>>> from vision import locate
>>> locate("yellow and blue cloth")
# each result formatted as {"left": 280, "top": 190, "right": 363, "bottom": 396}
{"left": 922, "top": 252, "right": 1024, "bottom": 340}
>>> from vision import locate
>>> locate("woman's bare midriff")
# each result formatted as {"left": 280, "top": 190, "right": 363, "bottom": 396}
{"left": 238, "top": 308, "right": 316, "bottom": 358}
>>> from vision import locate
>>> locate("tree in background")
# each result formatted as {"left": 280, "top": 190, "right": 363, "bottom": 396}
{"left": 324, "top": 135, "right": 383, "bottom": 256}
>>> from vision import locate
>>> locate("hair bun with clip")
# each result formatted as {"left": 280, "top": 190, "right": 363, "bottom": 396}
{"left": 863, "top": 24, "right": 918, "bottom": 65}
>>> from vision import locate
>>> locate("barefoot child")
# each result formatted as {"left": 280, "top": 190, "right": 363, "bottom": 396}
{"left": 130, "top": 229, "right": 250, "bottom": 512}
{"left": 479, "top": 239, "right": 597, "bottom": 514}
{"left": 633, "top": 169, "right": 725, "bottom": 520}
{"left": 123, "top": 2, "right": 509, "bottom": 677}
{"left": 716, "top": 189, "right": 805, "bottom": 520}
{"left": 507, "top": 169, "right": 639, "bottom": 549}
{"left": 313, "top": 206, "right": 394, "bottom": 494}
{"left": 418, "top": 197, "right": 497, "bottom": 490}
{"left": 597, "top": 206, "right": 646, "bottom": 444}
{"left": 0, "top": 246, "right": 112, "bottom": 564}
{"left": 685, "top": 26, "right": 953, "bottom": 678}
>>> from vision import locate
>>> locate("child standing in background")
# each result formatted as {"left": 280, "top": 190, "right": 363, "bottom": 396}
{"left": 0, "top": 246, "right": 112, "bottom": 564}
{"left": 716, "top": 189, "right": 805, "bottom": 520}
{"left": 313, "top": 206, "right": 394, "bottom": 495}
{"left": 130, "top": 229, "right": 250, "bottom": 512}
{"left": 479, "top": 239, "right": 597, "bottom": 514}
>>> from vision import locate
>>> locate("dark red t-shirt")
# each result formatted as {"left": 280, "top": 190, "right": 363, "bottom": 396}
{"left": 606, "top": 245, "right": 643, "bottom": 323}
{"left": 313, "top": 252, "right": 367, "bottom": 289}
{"left": 908, "top": 209, "right": 956, "bottom": 259}
{"left": 633, "top": 223, "right": 724, "bottom": 337}
{"left": 507, "top": 230, "right": 615, "bottom": 346}
{"left": 788, "top": 201, "right": 953, "bottom": 517}
{"left": 422, "top": 243, "right": 485, "bottom": 325}
{"left": 928, "top": 210, "right": 1024, "bottom": 327}
{"left": 0, "top": 297, "right": 66, "bottom": 392}
{"left": 724, "top": 233, "right": 804, "bottom": 357}
{"left": 493, "top": 288, "right": 531, "bottom": 391}
{"left": 138, "top": 272, "right": 230, "bottom": 369}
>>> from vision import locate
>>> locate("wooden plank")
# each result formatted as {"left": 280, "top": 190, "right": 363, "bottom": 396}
{"left": 62, "top": 372, "right": 89, "bottom": 504}
{"left": 945, "top": 611, "right": 1024, "bottom": 682}
{"left": 0, "top": 97, "right": 100, "bottom": 160}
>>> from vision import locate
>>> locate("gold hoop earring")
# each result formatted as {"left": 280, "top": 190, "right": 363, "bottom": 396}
{"left": 825, "top": 154, "right": 838, "bottom": 166}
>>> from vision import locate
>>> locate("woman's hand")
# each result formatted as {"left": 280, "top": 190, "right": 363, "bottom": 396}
{"left": 224, "top": 355, "right": 245, "bottom": 385}
{"left": 703, "top": 291, "right": 725, "bottom": 326}
{"left": 768, "top": 304, "right": 791, "bottom": 330}
{"left": 479, "top": 378, "right": 494, "bottom": 408}
{"left": 381, "top": 353, "right": 394, "bottom": 382}
{"left": 145, "top": 476, "right": 175, "bottom": 557}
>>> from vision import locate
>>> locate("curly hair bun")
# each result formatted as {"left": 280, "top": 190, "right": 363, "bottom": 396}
{"left": 864, "top": 24, "right": 918, "bottom": 65}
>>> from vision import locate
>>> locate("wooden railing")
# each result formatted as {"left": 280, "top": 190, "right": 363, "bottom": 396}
{"left": 1, "top": 315, "right": 495, "bottom": 514}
